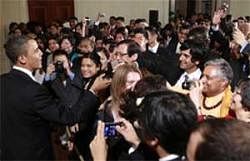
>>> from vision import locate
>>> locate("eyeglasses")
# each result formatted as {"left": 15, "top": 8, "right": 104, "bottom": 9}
{"left": 115, "top": 52, "right": 128, "bottom": 57}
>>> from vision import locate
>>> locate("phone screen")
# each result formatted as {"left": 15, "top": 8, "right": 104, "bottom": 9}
{"left": 104, "top": 122, "right": 121, "bottom": 137}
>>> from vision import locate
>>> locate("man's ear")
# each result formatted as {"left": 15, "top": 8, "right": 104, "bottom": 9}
{"left": 17, "top": 55, "right": 27, "bottom": 65}
{"left": 131, "top": 53, "right": 138, "bottom": 61}
{"left": 147, "top": 137, "right": 159, "bottom": 147}
{"left": 195, "top": 60, "right": 200, "bottom": 65}
{"left": 220, "top": 79, "right": 229, "bottom": 89}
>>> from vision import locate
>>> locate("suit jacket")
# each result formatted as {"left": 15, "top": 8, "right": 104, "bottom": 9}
{"left": 242, "top": 43, "right": 250, "bottom": 55}
{"left": 165, "top": 34, "right": 179, "bottom": 56}
{"left": 1, "top": 69, "right": 100, "bottom": 160}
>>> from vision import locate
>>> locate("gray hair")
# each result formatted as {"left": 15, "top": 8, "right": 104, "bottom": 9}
{"left": 204, "top": 58, "right": 233, "bottom": 82}
{"left": 4, "top": 35, "right": 31, "bottom": 64}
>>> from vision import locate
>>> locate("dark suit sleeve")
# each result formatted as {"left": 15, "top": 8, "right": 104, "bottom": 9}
{"left": 242, "top": 43, "right": 250, "bottom": 55}
{"left": 129, "top": 143, "right": 158, "bottom": 161}
{"left": 32, "top": 85, "right": 100, "bottom": 125}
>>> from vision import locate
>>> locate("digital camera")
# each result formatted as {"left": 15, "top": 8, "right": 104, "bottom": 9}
{"left": 54, "top": 61, "right": 64, "bottom": 74}
{"left": 104, "top": 122, "right": 122, "bottom": 138}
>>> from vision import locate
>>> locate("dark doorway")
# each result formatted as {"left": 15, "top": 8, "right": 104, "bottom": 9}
{"left": 28, "top": 0, "right": 74, "bottom": 26}
{"left": 186, "top": 0, "right": 196, "bottom": 18}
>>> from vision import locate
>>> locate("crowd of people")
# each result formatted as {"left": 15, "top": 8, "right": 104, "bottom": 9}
{"left": 1, "top": 8, "right": 250, "bottom": 161}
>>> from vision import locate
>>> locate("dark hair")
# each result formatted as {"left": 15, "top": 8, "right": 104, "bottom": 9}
{"left": 138, "top": 91, "right": 198, "bottom": 155}
{"left": 8, "top": 22, "right": 18, "bottom": 34}
{"left": 116, "top": 16, "right": 125, "bottom": 22}
{"left": 237, "top": 79, "right": 250, "bottom": 110}
{"left": 121, "top": 75, "right": 167, "bottom": 121}
{"left": 237, "top": 16, "right": 245, "bottom": 21}
{"left": 179, "top": 24, "right": 191, "bottom": 32}
{"left": 59, "top": 36, "right": 75, "bottom": 47}
{"left": 68, "top": 16, "right": 78, "bottom": 21}
{"left": 180, "top": 39, "right": 208, "bottom": 65}
{"left": 134, "top": 75, "right": 167, "bottom": 97}
{"left": 133, "top": 28, "right": 148, "bottom": 39}
{"left": 145, "top": 26, "right": 159, "bottom": 37}
{"left": 135, "top": 18, "right": 145, "bottom": 25}
{"left": 96, "top": 47, "right": 109, "bottom": 59}
{"left": 52, "top": 49, "right": 68, "bottom": 61}
{"left": 194, "top": 119, "right": 250, "bottom": 160}
{"left": 47, "top": 36, "right": 59, "bottom": 43}
{"left": 4, "top": 36, "right": 31, "bottom": 64}
{"left": 187, "top": 26, "right": 209, "bottom": 46}
{"left": 99, "top": 22, "right": 110, "bottom": 30}
{"left": 127, "top": 41, "right": 142, "bottom": 57}
{"left": 75, "top": 22, "right": 83, "bottom": 30}
{"left": 81, "top": 52, "right": 101, "bottom": 68}
{"left": 115, "top": 27, "right": 127, "bottom": 38}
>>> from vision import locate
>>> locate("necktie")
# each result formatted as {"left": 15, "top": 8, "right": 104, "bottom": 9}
{"left": 182, "top": 75, "right": 190, "bottom": 90}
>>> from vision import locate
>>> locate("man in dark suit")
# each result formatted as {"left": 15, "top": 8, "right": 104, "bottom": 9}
{"left": 146, "top": 27, "right": 165, "bottom": 55}
{"left": 166, "top": 24, "right": 190, "bottom": 56}
{"left": 115, "top": 39, "right": 181, "bottom": 85}
{"left": 133, "top": 91, "right": 198, "bottom": 161}
{"left": 0, "top": 36, "right": 110, "bottom": 160}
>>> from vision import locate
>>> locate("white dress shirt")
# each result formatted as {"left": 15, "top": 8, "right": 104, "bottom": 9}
{"left": 13, "top": 66, "right": 36, "bottom": 82}
{"left": 159, "top": 154, "right": 179, "bottom": 161}
{"left": 175, "top": 68, "right": 202, "bottom": 88}
{"left": 148, "top": 42, "right": 159, "bottom": 54}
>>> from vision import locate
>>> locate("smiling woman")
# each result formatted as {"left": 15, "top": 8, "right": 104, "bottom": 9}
{"left": 80, "top": 53, "right": 101, "bottom": 79}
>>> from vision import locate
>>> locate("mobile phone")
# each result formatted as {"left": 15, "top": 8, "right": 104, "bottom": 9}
{"left": 104, "top": 122, "right": 122, "bottom": 137}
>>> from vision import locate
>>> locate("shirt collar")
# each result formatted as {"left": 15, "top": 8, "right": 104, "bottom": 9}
{"left": 184, "top": 68, "right": 202, "bottom": 80}
{"left": 148, "top": 42, "right": 159, "bottom": 53}
{"left": 13, "top": 66, "right": 36, "bottom": 81}
{"left": 159, "top": 154, "right": 179, "bottom": 161}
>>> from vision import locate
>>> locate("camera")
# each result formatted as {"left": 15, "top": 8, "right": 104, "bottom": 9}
{"left": 54, "top": 61, "right": 65, "bottom": 74}
{"left": 102, "top": 63, "right": 113, "bottom": 79}
{"left": 182, "top": 80, "right": 195, "bottom": 90}
{"left": 104, "top": 122, "right": 122, "bottom": 137}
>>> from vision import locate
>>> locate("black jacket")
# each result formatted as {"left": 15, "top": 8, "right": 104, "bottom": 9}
{"left": 1, "top": 69, "right": 100, "bottom": 160}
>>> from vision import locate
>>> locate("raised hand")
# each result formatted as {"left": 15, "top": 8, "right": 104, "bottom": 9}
{"left": 89, "top": 121, "right": 107, "bottom": 161}
{"left": 90, "top": 74, "right": 111, "bottom": 95}
{"left": 116, "top": 118, "right": 141, "bottom": 149}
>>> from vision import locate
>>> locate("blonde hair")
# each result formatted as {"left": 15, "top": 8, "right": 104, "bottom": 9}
{"left": 111, "top": 63, "right": 141, "bottom": 107}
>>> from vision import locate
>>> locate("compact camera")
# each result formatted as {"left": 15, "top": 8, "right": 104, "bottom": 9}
{"left": 182, "top": 80, "right": 195, "bottom": 90}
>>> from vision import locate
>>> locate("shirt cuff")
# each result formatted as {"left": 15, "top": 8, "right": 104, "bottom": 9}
{"left": 240, "top": 41, "right": 248, "bottom": 53}
{"left": 68, "top": 71, "right": 75, "bottom": 80}
{"left": 211, "top": 25, "right": 219, "bottom": 31}
{"left": 128, "top": 147, "right": 136, "bottom": 154}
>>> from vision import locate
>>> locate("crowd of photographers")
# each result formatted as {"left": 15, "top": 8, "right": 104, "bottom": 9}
{"left": 3, "top": 7, "right": 250, "bottom": 161}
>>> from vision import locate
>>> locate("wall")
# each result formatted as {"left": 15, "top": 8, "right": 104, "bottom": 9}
{"left": 1, "top": 0, "right": 29, "bottom": 74}
{"left": 175, "top": 0, "right": 187, "bottom": 17}
{"left": 1, "top": 0, "right": 249, "bottom": 74}
{"left": 230, "top": 0, "right": 250, "bottom": 18}
{"left": 74, "top": 0, "right": 169, "bottom": 26}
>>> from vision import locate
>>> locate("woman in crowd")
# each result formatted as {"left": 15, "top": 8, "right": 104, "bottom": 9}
{"left": 97, "top": 64, "right": 142, "bottom": 161}
{"left": 60, "top": 36, "right": 78, "bottom": 63}
{"left": 68, "top": 51, "right": 110, "bottom": 160}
